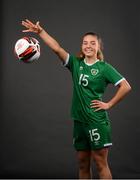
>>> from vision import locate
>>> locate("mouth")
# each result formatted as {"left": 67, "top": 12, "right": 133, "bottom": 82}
{"left": 84, "top": 49, "right": 94, "bottom": 54}
{"left": 86, "top": 50, "right": 92, "bottom": 53}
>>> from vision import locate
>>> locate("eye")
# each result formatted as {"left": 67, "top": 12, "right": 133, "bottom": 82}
{"left": 91, "top": 41, "right": 96, "bottom": 45}
{"left": 83, "top": 41, "right": 87, "bottom": 45}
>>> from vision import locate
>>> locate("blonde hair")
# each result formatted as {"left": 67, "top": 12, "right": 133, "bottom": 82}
{"left": 77, "top": 32, "right": 104, "bottom": 61}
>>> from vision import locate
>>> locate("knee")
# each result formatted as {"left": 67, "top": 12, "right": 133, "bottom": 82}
{"left": 95, "top": 157, "right": 108, "bottom": 173}
{"left": 95, "top": 159, "right": 105, "bottom": 171}
{"left": 78, "top": 157, "right": 91, "bottom": 171}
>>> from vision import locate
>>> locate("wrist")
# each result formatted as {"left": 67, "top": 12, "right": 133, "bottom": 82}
{"left": 38, "top": 28, "right": 44, "bottom": 34}
{"left": 108, "top": 102, "right": 113, "bottom": 109}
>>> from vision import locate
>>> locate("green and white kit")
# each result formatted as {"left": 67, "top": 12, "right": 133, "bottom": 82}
{"left": 64, "top": 54, "right": 124, "bottom": 150}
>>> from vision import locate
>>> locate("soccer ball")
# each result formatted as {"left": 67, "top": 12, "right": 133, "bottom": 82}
{"left": 14, "top": 37, "right": 40, "bottom": 63}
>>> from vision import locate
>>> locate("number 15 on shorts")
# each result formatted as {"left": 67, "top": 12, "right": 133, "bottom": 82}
{"left": 89, "top": 128, "right": 100, "bottom": 142}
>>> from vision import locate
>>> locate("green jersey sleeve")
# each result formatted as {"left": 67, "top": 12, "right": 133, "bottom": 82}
{"left": 104, "top": 62, "right": 125, "bottom": 86}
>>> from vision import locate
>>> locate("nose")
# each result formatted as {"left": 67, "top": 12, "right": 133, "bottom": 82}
{"left": 86, "top": 43, "right": 91, "bottom": 48}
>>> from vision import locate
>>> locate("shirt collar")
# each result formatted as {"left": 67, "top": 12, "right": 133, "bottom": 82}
{"left": 84, "top": 59, "right": 99, "bottom": 66}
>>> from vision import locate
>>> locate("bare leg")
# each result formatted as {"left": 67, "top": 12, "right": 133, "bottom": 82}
{"left": 92, "top": 148, "right": 112, "bottom": 179}
{"left": 77, "top": 150, "right": 92, "bottom": 179}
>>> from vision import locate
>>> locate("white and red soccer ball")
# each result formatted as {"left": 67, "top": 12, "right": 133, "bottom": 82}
{"left": 14, "top": 37, "right": 40, "bottom": 63}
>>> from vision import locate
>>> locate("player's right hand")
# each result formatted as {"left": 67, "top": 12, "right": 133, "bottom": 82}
{"left": 22, "top": 19, "right": 43, "bottom": 34}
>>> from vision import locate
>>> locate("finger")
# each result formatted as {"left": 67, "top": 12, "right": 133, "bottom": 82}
{"left": 91, "top": 100, "right": 98, "bottom": 102}
{"left": 90, "top": 102, "right": 101, "bottom": 106}
{"left": 90, "top": 104, "right": 98, "bottom": 107}
{"left": 22, "top": 20, "right": 30, "bottom": 25}
{"left": 90, "top": 101, "right": 99, "bottom": 104}
{"left": 91, "top": 105, "right": 100, "bottom": 108}
{"left": 91, "top": 104, "right": 102, "bottom": 107}
{"left": 22, "top": 29, "right": 32, "bottom": 32}
{"left": 36, "top": 22, "right": 42, "bottom": 30}
{"left": 91, "top": 100, "right": 100, "bottom": 103}
{"left": 25, "top": 19, "right": 35, "bottom": 26}
{"left": 36, "top": 21, "right": 39, "bottom": 26}
{"left": 36, "top": 21, "right": 41, "bottom": 29}
{"left": 22, "top": 21, "right": 27, "bottom": 26}
{"left": 93, "top": 102, "right": 100, "bottom": 105}
{"left": 94, "top": 107, "right": 102, "bottom": 112}
{"left": 22, "top": 21, "right": 31, "bottom": 28}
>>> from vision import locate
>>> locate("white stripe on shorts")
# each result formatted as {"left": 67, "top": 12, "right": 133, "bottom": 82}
{"left": 104, "top": 143, "right": 112, "bottom": 147}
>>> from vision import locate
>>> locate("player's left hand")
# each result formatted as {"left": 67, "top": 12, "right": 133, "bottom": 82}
{"left": 90, "top": 100, "right": 110, "bottom": 112}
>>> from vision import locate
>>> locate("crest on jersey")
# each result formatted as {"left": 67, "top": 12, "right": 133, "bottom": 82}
{"left": 91, "top": 68, "right": 99, "bottom": 76}
{"left": 80, "top": 66, "right": 83, "bottom": 70}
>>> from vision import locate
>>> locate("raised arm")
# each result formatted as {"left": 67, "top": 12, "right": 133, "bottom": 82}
{"left": 22, "top": 19, "right": 68, "bottom": 63}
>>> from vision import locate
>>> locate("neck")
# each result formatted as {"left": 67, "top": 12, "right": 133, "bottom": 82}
{"left": 85, "top": 56, "right": 98, "bottom": 64}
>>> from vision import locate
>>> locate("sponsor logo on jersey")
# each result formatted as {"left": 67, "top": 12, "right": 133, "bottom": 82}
{"left": 80, "top": 66, "right": 83, "bottom": 70}
{"left": 91, "top": 69, "right": 99, "bottom": 76}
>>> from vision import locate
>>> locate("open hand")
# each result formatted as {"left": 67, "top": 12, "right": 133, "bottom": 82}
{"left": 90, "top": 100, "right": 110, "bottom": 112}
{"left": 22, "top": 19, "right": 43, "bottom": 34}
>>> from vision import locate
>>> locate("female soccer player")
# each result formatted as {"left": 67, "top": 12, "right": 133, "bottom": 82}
{"left": 22, "top": 19, "right": 131, "bottom": 179}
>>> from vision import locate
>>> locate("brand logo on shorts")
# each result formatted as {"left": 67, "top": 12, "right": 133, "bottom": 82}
{"left": 91, "top": 69, "right": 99, "bottom": 76}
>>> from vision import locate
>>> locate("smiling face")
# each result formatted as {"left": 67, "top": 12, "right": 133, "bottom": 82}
{"left": 82, "top": 35, "right": 100, "bottom": 59}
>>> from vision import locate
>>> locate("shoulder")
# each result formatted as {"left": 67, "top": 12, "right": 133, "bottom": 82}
{"left": 69, "top": 55, "right": 84, "bottom": 65}
{"left": 64, "top": 54, "right": 83, "bottom": 68}
{"left": 97, "top": 60, "right": 108, "bottom": 70}
{"left": 98, "top": 60, "right": 114, "bottom": 69}
{"left": 98, "top": 60, "right": 111, "bottom": 66}
{"left": 97, "top": 61, "right": 117, "bottom": 76}
{"left": 70, "top": 55, "right": 83, "bottom": 61}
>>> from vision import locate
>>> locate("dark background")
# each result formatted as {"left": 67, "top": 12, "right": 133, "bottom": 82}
{"left": 1, "top": 0, "right": 140, "bottom": 178}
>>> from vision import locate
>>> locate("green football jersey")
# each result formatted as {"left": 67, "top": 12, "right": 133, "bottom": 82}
{"left": 64, "top": 55, "right": 124, "bottom": 124}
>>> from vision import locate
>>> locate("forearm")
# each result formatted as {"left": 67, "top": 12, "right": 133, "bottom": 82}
{"left": 39, "top": 29, "right": 61, "bottom": 53}
{"left": 38, "top": 28, "right": 68, "bottom": 61}
{"left": 108, "top": 80, "right": 131, "bottom": 108}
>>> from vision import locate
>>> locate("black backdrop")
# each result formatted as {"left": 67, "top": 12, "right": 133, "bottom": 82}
{"left": 1, "top": 0, "right": 140, "bottom": 178}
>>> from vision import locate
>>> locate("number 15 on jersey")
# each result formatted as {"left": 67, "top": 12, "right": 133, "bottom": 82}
{"left": 79, "top": 74, "right": 89, "bottom": 86}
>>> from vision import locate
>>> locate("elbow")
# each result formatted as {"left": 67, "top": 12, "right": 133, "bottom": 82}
{"left": 128, "top": 86, "right": 132, "bottom": 95}
{"left": 125, "top": 85, "right": 131, "bottom": 95}
{"left": 125, "top": 81, "right": 132, "bottom": 93}
{"left": 123, "top": 81, "right": 132, "bottom": 94}
{"left": 127, "top": 84, "right": 132, "bottom": 92}
{"left": 119, "top": 80, "right": 132, "bottom": 94}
